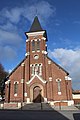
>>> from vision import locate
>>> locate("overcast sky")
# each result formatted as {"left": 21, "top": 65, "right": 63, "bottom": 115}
{"left": 0, "top": 0, "right": 80, "bottom": 90}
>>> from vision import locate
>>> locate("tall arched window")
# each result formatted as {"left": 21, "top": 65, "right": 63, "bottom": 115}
{"left": 37, "top": 39, "right": 40, "bottom": 51}
{"left": 14, "top": 82, "right": 18, "bottom": 94}
{"left": 56, "top": 78, "right": 61, "bottom": 95}
{"left": 39, "top": 64, "right": 42, "bottom": 76}
{"left": 32, "top": 65, "right": 34, "bottom": 76}
{"left": 35, "top": 64, "right": 38, "bottom": 74}
{"left": 57, "top": 79, "right": 61, "bottom": 92}
{"left": 32, "top": 40, "right": 35, "bottom": 51}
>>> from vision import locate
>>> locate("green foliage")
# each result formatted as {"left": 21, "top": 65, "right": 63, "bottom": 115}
{"left": 0, "top": 63, "right": 8, "bottom": 92}
{"left": 0, "top": 64, "right": 7, "bottom": 80}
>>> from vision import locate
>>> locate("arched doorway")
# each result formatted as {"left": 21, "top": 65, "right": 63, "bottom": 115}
{"left": 33, "top": 86, "right": 42, "bottom": 103}
{"left": 30, "top": 83, "right": 44, "bottom": 102}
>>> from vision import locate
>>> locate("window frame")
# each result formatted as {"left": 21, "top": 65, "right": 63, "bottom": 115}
{"left": 14, "top": 81, "right": 18, "bottom": 96}
{"left": 32, "top": 40, "right": 35, "bottom": 51}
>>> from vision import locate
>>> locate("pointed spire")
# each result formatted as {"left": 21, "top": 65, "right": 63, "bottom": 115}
{"left": 29, "top": 16, "right": 43, "bottom": 32}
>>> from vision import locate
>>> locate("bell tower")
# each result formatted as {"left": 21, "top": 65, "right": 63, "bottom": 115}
{"left": 25, "top": 16, "right": 48, "bottom": 80}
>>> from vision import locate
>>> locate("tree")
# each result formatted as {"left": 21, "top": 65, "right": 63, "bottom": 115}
{"left": 0, "top": 63, "right": 8, "bottom": 98}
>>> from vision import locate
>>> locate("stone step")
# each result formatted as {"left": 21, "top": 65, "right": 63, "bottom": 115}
{"left": 0, "top": 102, "right": 79, "bottom": 110}
{"left": 22, "top": 103, "right": 41, "bottom": 110}
{"left": 22, "top": 103, "right": 53, "bottom": 110}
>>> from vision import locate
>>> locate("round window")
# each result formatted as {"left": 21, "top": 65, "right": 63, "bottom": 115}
{"left": 34, "top": 55, "right": 39, "bottom": 59}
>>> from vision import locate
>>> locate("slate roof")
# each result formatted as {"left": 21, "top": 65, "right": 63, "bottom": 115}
{"left": 29, "top": 16, "right": 43, "bottom": 32}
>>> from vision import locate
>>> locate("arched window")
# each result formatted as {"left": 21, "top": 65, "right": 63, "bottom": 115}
{"left": 56, "top": 78, "right": 61, "bottom": 94}
{"left": 37, "top": 39, "right": 40, "bottom": 51}
{"left": 57, "top": 79, "right": 61, "bottom": 92}
{"left": 39, "top": 64, "right": 42, "bottom": 76}
{"left": 14, "top": 82, "right": 18, "bottom": 94}
{"left": 35, "top": 64, "right": 38, "bottom": 74}
{"left": 32, "top": 65, "right": 34, "bottom": 76}
{"left": 32, "top": 40, "right": 35, "bottom": 51}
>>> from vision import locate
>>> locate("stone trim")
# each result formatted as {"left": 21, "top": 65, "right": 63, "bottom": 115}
{"left": 67, "top": 100, "right": 74, "bottom": 106}
{"left": 44, "top": 98, "right": 47, "bottom": 102}
{"left": 65, "top": 76, "right": 72, "bottom": 80}
{"left": 26, "top": 74, "right": 47, "bottom": 84}
{"left": 56, "top": 78, "right": 61, "bottom": 82}
{"left": 42, "top": 37, "right": 46, "bottom": 40}
{"left": 26, "top": 31, "right": 45, "bottom": 36}
{"left": 42, "top": 50, "right": 48, "bottom": 55}
{"left": 26, "top": 39, "right": 29, "bottom": 42}
{"left": 32, "top": 51, "right": 35, "bottom": 53}
{"left": 37, "top": 50, "right": 40, "bottom": 52}
{"left": 31, "top": 39, "right": 41, "bottom": 42}
{"left": 21, "top": 79, "right": 24, "bottom": 83}
{"left": 49, "top": 100, "right": 74, "bottom": 106}
{"left": 58, "top": 92, "right": 61, "bottom": 95}
{"left": 18, "top": 103, "right": 21, "bottom": 108}
{"left": 5, "top": 79, "right": 11, "bottom": 84}
{"left": 25, "top": 52, "right": 30, "bottom": 56}
{"left": 35, "top": 39, "right": 37, "bottom": 41}
{"left": 72, "top": 94, "right": 80, "bottom": 99}
{"left": 21, "top": 63, "right": 25, "bottom": 66}
{"left": 14, "top": 81, "right": 19, "bottom": 84}
{"left": 49, "top": 77, "right": 52, "bottom": 81}
{"left": 48, "top": 61, "right": 51, "bottom": 64}
{"left": 14, "top": 93, "right": 17, "bottom": 97}
{"left": 24, "top": 92, "right": 27, "bottom": 97}
{"left": 30, "top": 83, "right": 44, "bottom": 102}
{"left": 27, "top": 98, "right": 30, "bottom": 103}
{"left": 49, "top": 77, "right": 52, "bottom": 79}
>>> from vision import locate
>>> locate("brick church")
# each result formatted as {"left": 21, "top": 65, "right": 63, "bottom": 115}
{"left": 5, "top": 16, "right": 74, "bottom": 106}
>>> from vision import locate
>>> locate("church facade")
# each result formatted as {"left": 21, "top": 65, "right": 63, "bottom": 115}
{"left": 5, "top": 16, "right": 74, "bottom": 106}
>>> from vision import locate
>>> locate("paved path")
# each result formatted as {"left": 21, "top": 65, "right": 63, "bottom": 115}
{"left": 0, "top": 110, "right": 80, "bottom": 120}
{"left": 59, "top": 110, "right": 80, "bottom": 120}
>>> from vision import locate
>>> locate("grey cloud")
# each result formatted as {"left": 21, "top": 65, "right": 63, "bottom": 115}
{"left": 0, "top": 22, "right": 17, "bottom": 31}
{"left": 23, "top": 1, "right": 56, "bottom": 23}
{"left": 0, "top": 29, "right": 23, "bottom": 46}
{"left": 49, "top": 48, "right": 80, "bottom": 90}
{"left": 0, "top": 46, "right": 17, "bottom": 61}
{"left": 0, "top": 7, "right": 23, "bottom": 24}
{"left": 0, "top": 1, "right": 55, "bottom": 65}
{"left": 0, "top": 1, "right": 56, "bottom": 24}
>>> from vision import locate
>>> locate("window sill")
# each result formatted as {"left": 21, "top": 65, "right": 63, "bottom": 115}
{"left": 58, "top": 92, "right": 61, "bottom": 95}
{"left": 37, "top": 50, "right": 40, "bottom": 52}
{"left": 32, "top": 51, "right": 35, "bottom": 53}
